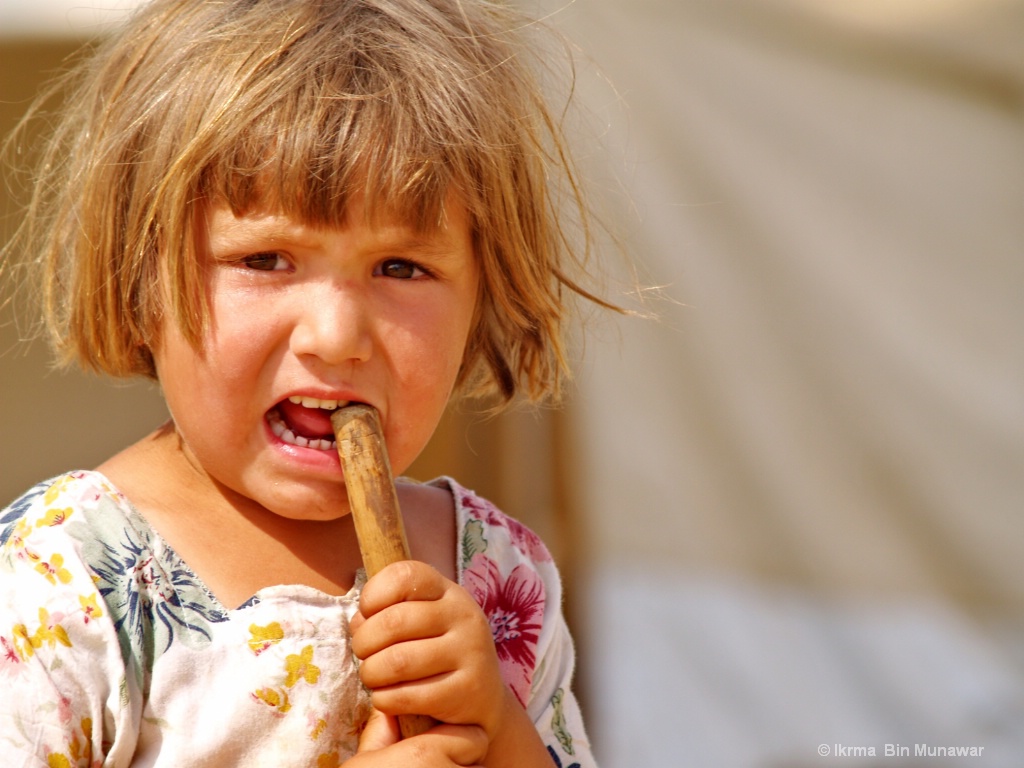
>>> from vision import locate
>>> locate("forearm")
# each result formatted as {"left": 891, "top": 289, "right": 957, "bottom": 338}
{"left": 483, "top": 688, "right": 557, "bottom": 768}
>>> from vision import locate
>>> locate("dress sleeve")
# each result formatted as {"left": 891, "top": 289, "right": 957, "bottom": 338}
{"left": 523, "top": 581, "right": 594, "bottom": 768}
{"left": 0, "top": 477, "right": 139, "bottom": 766}
{"left": 452, "top": 480, "right": 596, "bottom": 768}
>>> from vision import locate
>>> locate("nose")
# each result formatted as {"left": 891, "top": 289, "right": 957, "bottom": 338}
{"left": 289, "top": 280, "right": 373, "bottom": 366}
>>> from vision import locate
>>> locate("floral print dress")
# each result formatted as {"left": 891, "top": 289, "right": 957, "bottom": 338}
{"left": 0, "top": 471, "right": 592, "bottom": 767}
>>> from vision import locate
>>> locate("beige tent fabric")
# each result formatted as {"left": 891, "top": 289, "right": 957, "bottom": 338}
{"left": 554, "top": 0, "right": 1024, "bottom": 764}
{"left": 562, "top": 0, "right": 1024, "bottom": 608}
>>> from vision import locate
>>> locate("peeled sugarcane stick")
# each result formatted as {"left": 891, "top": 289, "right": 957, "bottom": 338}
{"left": 331, "top": 404, "right": 436, "bottom": 740}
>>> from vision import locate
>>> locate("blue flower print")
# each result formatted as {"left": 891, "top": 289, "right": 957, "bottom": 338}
{"left": 81, "top": 520, "right": 227, "bottom": 662}
{"left": 547, "top": 745, "right": 581, "bottom": 768}
{"left": 0, "top": 481, "right": 49, "bottom": 546}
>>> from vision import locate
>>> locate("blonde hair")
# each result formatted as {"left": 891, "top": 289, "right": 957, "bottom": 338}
{"left": 8, "top": 0, "right": 614, "bottom": 405}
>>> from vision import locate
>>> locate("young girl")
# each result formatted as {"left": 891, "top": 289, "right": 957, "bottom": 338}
{"left": 0, "top": 1, "right": 609, "bottom": 766}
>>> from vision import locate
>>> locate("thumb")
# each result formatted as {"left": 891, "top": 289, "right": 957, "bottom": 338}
{"left": 357, "top": 707, "right": 401, "bottom": 753}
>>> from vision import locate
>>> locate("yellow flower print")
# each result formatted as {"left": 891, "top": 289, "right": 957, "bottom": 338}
{"left": 36, "top": 507, "right": 73, "bottom": 528}
{"left": 248, "top": 622, "right": 285, "bottom": 655}
{"left": 252, "top": 686, "right": 291, "bottom": 714}
{"left": 11, "top": 624, "right": 33, "bottom": 660}
{"left": 284, "top": 644, "right": 321, "bottom": 688}
{"left": 317, "top": 752, "right": 342, "bottom": 768}
{"left": 47, "top": 754, "right": 71, "bottom": 768}
{"left": 30, "top": 608, "right": 73, "bottom": 651}
{"left": 4, "top": 519, "right": 42, "bottom": 567}
{"left": 79, "top": 594, "right": 103, "bottom": 623}
{"left": 4, "top": 519, "right": 32, "bottom": 552}
{"left": 9, "top": 611, "right": 73, "bottom": 660}
{"left": 36, "top": 554, "right": 73, "bottom": 585}
{"left": 67, "top": 717, "right": 94, "bottom": 764}
{"left": 43, "top": 478, "right": 70, "bottom": 506}
{"left": 310, "top": 717, "right": 328, "bottom": 740}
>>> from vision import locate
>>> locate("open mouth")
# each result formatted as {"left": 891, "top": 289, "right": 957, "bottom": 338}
{"left": 267, "top": 395, "right": 351, "bottom": 450}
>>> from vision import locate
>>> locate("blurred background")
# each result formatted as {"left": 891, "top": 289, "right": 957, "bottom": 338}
{"left": 2, "top": 1, "right": 1023, "bottom": 766}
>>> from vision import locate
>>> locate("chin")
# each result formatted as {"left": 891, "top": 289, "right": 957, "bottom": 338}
{"left": 229, "top": 473, "right": 350, "bottom": 523}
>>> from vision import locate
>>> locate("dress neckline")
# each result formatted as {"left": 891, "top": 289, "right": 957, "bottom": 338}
{"left": 78, "top": 469, "right": 461, "bottom": 613}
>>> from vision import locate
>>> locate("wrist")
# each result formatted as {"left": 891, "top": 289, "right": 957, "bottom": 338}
{"left": 481, "top": 687, "right": 555, "bottom": 768}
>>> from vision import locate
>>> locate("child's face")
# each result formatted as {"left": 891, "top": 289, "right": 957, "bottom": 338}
{"left": 151, "top": 193, "right": 479, "bottom": 521}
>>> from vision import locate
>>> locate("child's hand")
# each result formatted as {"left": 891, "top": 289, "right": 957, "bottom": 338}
{"left": 351, "top": 561, "right": 509, "bottom": 740}
{"left": 351, "top": 561, "right": 556, "bottom": 768}
{"left": 344, "top": 707, "right": 487, "bottom": 767}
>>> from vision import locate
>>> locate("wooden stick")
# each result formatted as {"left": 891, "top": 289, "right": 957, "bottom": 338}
{"left": 331, "top": 403, "right": 436, "bottom": 740}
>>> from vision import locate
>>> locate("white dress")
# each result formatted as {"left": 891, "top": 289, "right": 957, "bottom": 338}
{"left": 0, "top": 471, "right": 593, "bottom": 767}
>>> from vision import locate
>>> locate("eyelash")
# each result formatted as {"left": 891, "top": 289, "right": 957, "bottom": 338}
{"left": 239, "top": 253, "right": 432, "bottom": 280}
{"left": 240, "top": 252, "right": 289, "bottom": 271}
{"left": 374, "top": 258, "right": 432, "bottom": 280}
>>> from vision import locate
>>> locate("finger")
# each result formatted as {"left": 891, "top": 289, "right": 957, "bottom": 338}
{"left": 346, "top": 723, "right": 487, "bottom": 767}
{"left": 401, "top": 723, "right": 488, "bottom": 766}
{"left": 357, "top": 707, "right": 401, "bottom": 752}
{"left": 349, "top": 609, "right": 366, "bottom": 634}
{"left": 354, "top": 580, "right": 489, "bottom": 661}
{"left": 365, "top": 659, "right": 507, "bottom": 726}
{"left": 352, "top": 600, "right": 451, "bottom": 661}
{"left": 365, "top": 670, "right": 459, "bottom": 723}
{"left": 357, "top": 635, "right": 457, "bottom": 691}
{"left": 359, "top": 560, "right": 450, "bottom": 618}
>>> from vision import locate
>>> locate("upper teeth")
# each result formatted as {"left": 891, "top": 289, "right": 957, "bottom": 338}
{"left": 288, "top": 396, "right": 349, "bottom": 410}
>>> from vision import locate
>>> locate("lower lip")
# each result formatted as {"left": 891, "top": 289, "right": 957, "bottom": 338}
{"left": 263, "top": 414, "right": 342, "bottom": 473}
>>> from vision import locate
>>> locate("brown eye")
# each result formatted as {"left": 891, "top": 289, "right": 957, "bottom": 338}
{"left": 242, "top": 252, "right": 288, "bottom": 271}
{"left": 377, "top": 259, "right": 426, "bottom": 279}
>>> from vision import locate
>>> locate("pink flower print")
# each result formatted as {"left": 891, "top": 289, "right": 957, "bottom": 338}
{"left": 459, "top": 492, "right": 552, "bottom": 563}
{"left": 0, "top": 636, "right": 21, "bottom": 672}
{"left": 57, "top": 694, "right": 74, "bottom": 725}
{"left": 463, "top": 555, "right": 545, "bottom": 706}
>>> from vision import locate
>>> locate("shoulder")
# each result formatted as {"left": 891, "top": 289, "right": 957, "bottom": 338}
{"left": 441, "top": 477, "right": 554, "bottom": 573}
{"left": 0, "top": 470, "right": 230, "bottom": 748}
{"left": 0, "top": 471, "right": 132, "bottom": 675}
{"left": 1, "top": 468, "right": 227, "bottom": 654}
{"left": 0, "top": 470, "right": 146, "bottom": 622}
{"left": 396, "top": 479, "right": 459, "bottom": 582}
{"left": 0, "top": 472, "right": 146, "bottom": 763}
{"left": 1, "top": 470, "right": 135, "bottom": 549}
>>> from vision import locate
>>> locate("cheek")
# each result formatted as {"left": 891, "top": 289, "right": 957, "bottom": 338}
{"left": 392, "top": 330, "right": 461, "bottom": 401}
{"left": 202, "top": 287, "right": 284, "bottom": 378}
{"left": 151, "top": 324, "right": 199, "bottom": 393}
{"left": 153, "top": 309, "right": 267, "bottom": 423}
{"left": 384, "top": 307, "right": 474, "bottom": 468}
{"left": 408, "top": 307, "right": 475, "bottom": 390}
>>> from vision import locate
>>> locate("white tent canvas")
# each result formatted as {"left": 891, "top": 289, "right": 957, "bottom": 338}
{"left": 558, "top": 0, "right": 1024, "bottom": 765}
